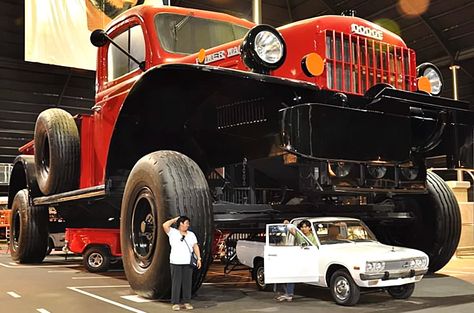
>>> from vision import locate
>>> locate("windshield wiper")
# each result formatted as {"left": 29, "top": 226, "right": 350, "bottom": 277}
{"left": 172, "top": 15, "right": 192, "bottom": 49}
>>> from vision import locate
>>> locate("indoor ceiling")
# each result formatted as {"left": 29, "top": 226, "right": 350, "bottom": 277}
{"left": 174, "top": 0, "right": 474, "bottom": 104}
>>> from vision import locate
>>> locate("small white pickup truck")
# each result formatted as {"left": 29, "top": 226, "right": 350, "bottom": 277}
{"left": 236, "top": 217, "right": 429, "bottom": 305}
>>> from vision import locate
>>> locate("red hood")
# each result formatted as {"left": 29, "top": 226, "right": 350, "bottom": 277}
{"left": 169, "top": 14, "right": 414, "bottom": 93}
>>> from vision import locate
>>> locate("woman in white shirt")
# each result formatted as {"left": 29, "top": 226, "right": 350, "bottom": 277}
{"left": 163, "top": 216, "right": 202, "bottom": 311}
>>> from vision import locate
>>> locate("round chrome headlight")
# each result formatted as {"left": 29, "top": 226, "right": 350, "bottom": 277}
{"left": 254, "top": 31, "right": 284, "bottom": 64}
{"left": 368, "top": 166, "right": 387, "bottom": 179}
{"left": 417, "top": 63, "right": 443, "bottom": 96}
{"left": 366, "top": 262, "right": 373, "bottom": 272}
{"left": 329, "top": 162, "right": 352, "bottom": 178}
{"left": 374, "top": 261, "right": 385, "bottom": 271}
{"left": 241, "top": 25, "right": 286, "bottom": 74}
{"left": 401, "top": 167, "right": 419, "bottom": 180}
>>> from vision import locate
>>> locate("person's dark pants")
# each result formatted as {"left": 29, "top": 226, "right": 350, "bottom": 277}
{"left": 170, "top": 264, "right": 193, "bottom": 304}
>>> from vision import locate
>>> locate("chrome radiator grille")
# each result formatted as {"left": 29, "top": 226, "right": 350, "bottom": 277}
{"left": 325, "top": 30, "right": 416, "bottom": 95}
{"left": 384, "top": 259, "right": 416, "bottom": 271}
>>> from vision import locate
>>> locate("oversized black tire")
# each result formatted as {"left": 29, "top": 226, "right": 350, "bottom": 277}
{"left": 329, "top": 269, "right": 360, "bottom": 306}
{"left": 83, "top": 246, "right": 111, "bottom": 273}
{"left": 253, "top": 259, "right": 269, "bottom": 291}
{"left": 120, "top": 151, "right": 213, "bottom": 299}
{"left": 377, "top": 171, "right": 460, "bottom": 272}
{"left": 387, "top": 283, "right": 415, "bottom": 299}
{"left": 34, "top": 108, "right": 80, "bottom": 195}
{"left": 10, "top": 189, "right": 49, "bottom": 263}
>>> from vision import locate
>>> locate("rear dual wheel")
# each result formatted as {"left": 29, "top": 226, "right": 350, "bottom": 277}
{"left": 10, "top": 189, "right": 48, "bottom": 263}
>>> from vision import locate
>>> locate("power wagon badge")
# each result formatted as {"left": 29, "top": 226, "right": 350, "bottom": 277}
{"left": 197, "top": 46, "right": 240, "bottom": 64}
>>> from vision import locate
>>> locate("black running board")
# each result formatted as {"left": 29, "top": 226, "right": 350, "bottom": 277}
{"left": 33, "top": 185, "right": 106, "bottom": 206}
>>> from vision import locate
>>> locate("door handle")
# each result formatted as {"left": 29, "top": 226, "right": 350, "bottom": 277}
{"left": 268, "top": 254, "right": 278, "bottom": 256}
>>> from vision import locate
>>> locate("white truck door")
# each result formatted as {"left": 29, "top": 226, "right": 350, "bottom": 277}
{"left": 264, "top": 224, "right": 319, "bottom": 284}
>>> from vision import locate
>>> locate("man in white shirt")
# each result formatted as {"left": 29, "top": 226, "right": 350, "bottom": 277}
{"left": 163, "top": 216, "right": 202, "bottom": 311}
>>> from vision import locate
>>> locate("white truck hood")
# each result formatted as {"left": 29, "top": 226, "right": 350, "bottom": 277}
{"left": 320, "top": 241, "right": 428, "bottom": 262}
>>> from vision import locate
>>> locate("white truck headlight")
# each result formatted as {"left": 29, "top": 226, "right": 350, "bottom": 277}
{"left": 366, "top": 261, "right": 385, "bottom": 272}
{"left": 413, "top": 257, "right": 428, "bottom": 269}
{"left": 241, "top": 25, "right": 286, "bottom": 74}
{"left": 417, "top": 63, "right": 443, "bottom": 96}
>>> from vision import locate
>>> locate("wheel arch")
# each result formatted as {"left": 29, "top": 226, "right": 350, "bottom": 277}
{"left": 8, "top": 155, "right": 40, "bottom": 209}
{"left": 252, "top": 256, "right": 264, "bottom": 279}
{"left": 84, "top": 244, "right": 112, "bottom": 255}
{"left": 325, "top": 263, "right": 348, "bottom": 287}
{"left": 104, "top": 63, "right": 318, "bottom": 188}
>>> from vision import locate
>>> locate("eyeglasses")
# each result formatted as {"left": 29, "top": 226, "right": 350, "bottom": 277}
{"left": 180, "top": 235, "right": 185, "bottom": 242}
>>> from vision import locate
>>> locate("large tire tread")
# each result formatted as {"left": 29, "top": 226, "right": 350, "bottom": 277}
{"left": 34, "top": 108, "right": 80, "bottom": 195}
{"left": 425, "top": 171, "right": 461, "bottom": 272}
{"left": 10, "top": 189, "right": 48, "bottom": 263}
{"left": 160, "top": 151, "right": 212, "bottom": 291}
{"left": 121, "top": 151, "right": 212, "bottom": 299}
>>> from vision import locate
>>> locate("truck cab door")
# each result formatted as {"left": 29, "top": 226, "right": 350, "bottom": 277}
{"left": 264, "top": 224, "right": 319, "bottom": 284}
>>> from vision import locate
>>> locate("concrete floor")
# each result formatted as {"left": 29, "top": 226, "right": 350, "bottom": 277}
{"left": 0, "top": 243, "right": 473, "bottom": 313}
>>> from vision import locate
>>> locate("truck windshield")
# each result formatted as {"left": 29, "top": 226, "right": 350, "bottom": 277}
{"left": 155, "top": 13, "right": 250, "bottom": 55}
{"left": 314, "top": 221, "right": 377, "bottom": 244}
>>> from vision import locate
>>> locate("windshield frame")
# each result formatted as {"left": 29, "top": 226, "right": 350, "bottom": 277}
{"left": 154, "top": 12, "right": 250, "bottom": 55}
{"left": 313, "top": 220, "right": 378, "bottom": 245}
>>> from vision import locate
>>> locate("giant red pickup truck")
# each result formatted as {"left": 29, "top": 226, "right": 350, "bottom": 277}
{"left": 8, "top": 4, "right": 473, "bottom": 299}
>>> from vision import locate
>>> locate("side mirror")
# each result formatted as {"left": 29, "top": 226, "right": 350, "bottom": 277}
{"left": 90, "top": 28, "right": 146, "bottom": 71}
{"left": 90, "top": 29, "right": 109, "bottom": 47}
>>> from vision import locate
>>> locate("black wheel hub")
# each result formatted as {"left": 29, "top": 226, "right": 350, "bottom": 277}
{"left": 256, "top": 267, "right": 265, "bottom": 287}
{"left": 131, "top": 188, "right": 156, "bottom": 269}
{"left": 12, "top": 211, "right": 21, "bottom": 251}
{"left": 41, "top": 136, "right": 50, "bottom": 174}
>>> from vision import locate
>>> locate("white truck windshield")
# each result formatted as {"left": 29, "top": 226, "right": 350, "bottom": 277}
{"left": 314, "top": 220, "right": 377, "bottom": 244}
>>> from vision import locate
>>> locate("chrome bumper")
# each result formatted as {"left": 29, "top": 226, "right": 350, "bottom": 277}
{"left": 360, "top": 268, "right": 428, "bottom": 281}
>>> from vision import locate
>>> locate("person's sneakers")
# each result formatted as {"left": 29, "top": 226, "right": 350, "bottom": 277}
{"left": 183, "top": 303, "right": 194, "bottom": 310}
{"left": 273, "top": 292, "right": 284, "bottom": 299}
{"left": 172, "top": 304, "right": 181, "bottom": 311}
{"left": 276, "top": 294, "right": 293, "bottom": 302}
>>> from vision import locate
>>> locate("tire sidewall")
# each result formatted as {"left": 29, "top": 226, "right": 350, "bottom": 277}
{"left": 34, "top": 109, "right": 80, "bottom": 195}
{"left": 330, "top": 269, "right": 360, "bottom": 306}
{"left": 387, "top": 283, "right": 415, "bottom": 299}
{"left": 10, "top": 189, "right": 28, "bottom": 260}
{"left": 10, "top": 189, "right": 48, "bottom": 263}
{"left": 121, "top": 151, "right": 213, "bottom": 299}
{"left": 84, "top": 246, "right": 111, "bottom": 272}
{"left": 253, "top": 261, "right": 267, "bottom": 291}
{"left": 34, "top": 116, "right": 53, "bottom": 194}
{"left": 121, "top": 173, "right": 170, "bottom": 298}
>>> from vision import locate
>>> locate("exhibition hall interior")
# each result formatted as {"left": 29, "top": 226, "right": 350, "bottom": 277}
{"left": 0, "top": 0, "right": 473, "bottom": 312}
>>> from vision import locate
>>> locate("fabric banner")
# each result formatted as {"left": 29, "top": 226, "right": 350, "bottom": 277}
{"left": 25, "top": 0, "right": 166, "bottom": 70}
